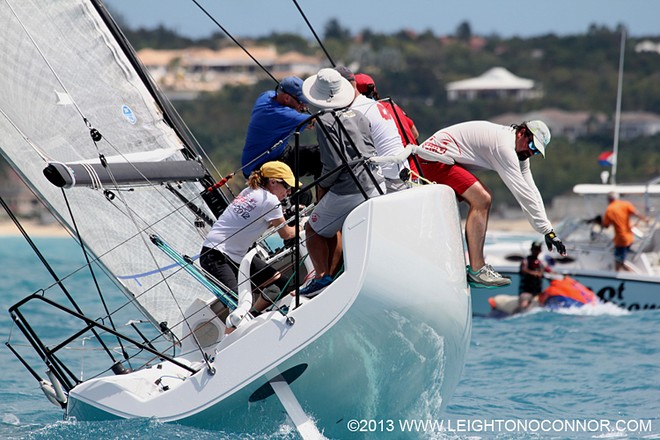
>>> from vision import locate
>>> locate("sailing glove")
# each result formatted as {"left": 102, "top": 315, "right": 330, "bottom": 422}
{"left": 544, "top": 230, "right": 567, "bottom": 256}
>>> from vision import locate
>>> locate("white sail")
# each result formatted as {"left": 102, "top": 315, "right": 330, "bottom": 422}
{"left": 0, "top": 0, "right": 217, "bottom": 337}
{"left": 1, "top": 2, "right": 473, "bottom": 431}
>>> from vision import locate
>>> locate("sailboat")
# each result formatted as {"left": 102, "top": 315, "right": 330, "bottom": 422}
{"left": 1, "top": 1, "right": 471, "bottom": 437}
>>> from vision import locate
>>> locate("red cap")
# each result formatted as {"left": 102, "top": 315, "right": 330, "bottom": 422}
{"left": 355, "top": 73, "right": 376, "bottom": 95}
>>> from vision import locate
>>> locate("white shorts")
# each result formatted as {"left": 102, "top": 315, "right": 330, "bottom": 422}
{"left": 308, "top": 188, "right": 381, "bottom": 238}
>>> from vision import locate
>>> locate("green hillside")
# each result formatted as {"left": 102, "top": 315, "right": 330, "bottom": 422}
{"left": 2, "top": 19, "right": 659, "bottom": 210}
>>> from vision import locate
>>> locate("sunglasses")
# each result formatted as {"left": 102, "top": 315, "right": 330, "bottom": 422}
{"left": 528, "top": 139, "right": 541, "bottom": 156}
{"left": 285, "top": 92, "right": 304, "bottom": 107}
{"left": 275, "top": 179, "right": 291, "bottom": 190}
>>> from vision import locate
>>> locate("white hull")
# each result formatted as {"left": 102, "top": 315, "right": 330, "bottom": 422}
{"left": 66, "top": 185, "right": 472, "bottom": 435}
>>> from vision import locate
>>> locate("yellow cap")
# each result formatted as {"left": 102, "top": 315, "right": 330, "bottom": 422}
{"left": 260, "top": 161, "right": 297, "bottom": 188}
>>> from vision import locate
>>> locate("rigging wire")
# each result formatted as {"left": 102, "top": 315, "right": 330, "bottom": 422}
{"left": 4, "top": 1, "right": 217, "bottom": 364}
{"left": 159, "top": 101, "right": 235, "bottom": 197}
{"left": 60, "top": 187, "right": 131, "bottom": 363}
{"left": 9, "top": 0, "right": 217, "bottom": 236}
{"left": 87, "top": 145, "right": 216, "bottom": 370}
{"left": 189, "top": 0, "right": 278, "bottom": 84}
{"left": 1, "top": 0, "right": 309, "bottom": 380}
{"left": 0, "top": 196, "right": 75, "bottom": 307}
{"left": 0, "top": 106, "right": 51, "bottom": 163}
{"left": 0, "top": 193, "right": 121, "bottom": 370}
{"left": 6, "top": 0, "right": 217, "bottom": 239}
{"left": 4, "top": 0, "right": 88, "bottom": 125}
{"left": 4, "top": 0, "right": 341, "bottom": 374}
{"left": 291, "top": 0, "right": 335, "bottom": 67}
{"left": 5, "top": 0, "right": 214, "bottom": 361}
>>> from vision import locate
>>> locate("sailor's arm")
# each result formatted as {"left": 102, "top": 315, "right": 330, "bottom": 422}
{"left": 270, "top": 217, "right": 296, "bottom": 240}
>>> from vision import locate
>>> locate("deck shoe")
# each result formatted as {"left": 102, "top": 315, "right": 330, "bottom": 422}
{"left": 298, "top": 275, "right": 334, "bottom": 298}
{"left": 467, "top": 264, "right": 511, "bottom": 289}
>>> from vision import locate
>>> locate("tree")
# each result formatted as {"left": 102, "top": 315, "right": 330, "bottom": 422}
{"left": 456, "top": 21, "right": 472, "bottom": 42}
{"left": 324, "top": 18, "right": 351, "bottom": 41}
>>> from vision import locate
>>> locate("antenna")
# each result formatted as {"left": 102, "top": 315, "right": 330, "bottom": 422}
{"left": 291, "top": 0, "right": 336, "bottom": 67}
{"left": 611, "top": 27, "right": 626, "bottom": 185}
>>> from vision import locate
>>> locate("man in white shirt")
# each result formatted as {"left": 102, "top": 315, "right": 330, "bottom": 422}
{"left": 417, "top": 120, "right": 567, "bottom": 288}
{"left": 335, "top": 66, "right": 409, "bottom": 192}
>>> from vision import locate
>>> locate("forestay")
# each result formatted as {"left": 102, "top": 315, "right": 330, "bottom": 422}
{"left": 0, "top": 0, "right": 217, "bottom": 338}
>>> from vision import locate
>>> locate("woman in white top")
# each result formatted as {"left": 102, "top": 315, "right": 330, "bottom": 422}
{"left": 200, "top": 161, "right": 297, "bottom": 311}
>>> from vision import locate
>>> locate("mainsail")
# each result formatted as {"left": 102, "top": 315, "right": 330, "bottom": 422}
{"left": 0, "top": 0, "right": 219, "bottom": 338}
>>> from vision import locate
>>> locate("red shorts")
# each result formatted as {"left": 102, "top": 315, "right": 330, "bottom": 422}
{"left": 418, "top": 160, "right": 477, "bottom": 195}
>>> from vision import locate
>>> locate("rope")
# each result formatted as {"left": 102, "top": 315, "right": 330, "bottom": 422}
{"left": 80, "top": 162, "right": 102, "bottom": 190}
{"left": 189, "top": 0, "right": 278, "bottom": 84}
{"left": 291, "top": 0, "right": 335, "bottom": 67}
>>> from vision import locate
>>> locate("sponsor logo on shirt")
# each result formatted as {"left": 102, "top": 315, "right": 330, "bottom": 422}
{"left": 231, "top": 195, "right": 258, "bottom": 219}
{"left": 421, "top": 136, "right": 449, "bottom": 155}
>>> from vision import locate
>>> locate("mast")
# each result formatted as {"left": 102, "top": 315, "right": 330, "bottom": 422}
{"left": 611, "top": 28, "right": 626, "bottom": 185}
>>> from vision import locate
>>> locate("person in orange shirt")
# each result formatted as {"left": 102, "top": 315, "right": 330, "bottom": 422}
{"left": 601, "top": 191, "right": 649, "bottom": 271}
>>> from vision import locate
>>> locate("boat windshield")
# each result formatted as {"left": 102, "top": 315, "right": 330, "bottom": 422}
{"left": 553, "top": 217, "right": 613, "bottom": 247}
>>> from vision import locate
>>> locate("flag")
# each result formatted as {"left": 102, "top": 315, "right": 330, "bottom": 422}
{"left": 598, "top": 151, "right": 614, "bottom": 166}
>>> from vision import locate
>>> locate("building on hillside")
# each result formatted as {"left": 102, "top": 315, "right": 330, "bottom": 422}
{"left": 490, "top": 109, "right": 606, "bottom": 141}
{"left": 490, "top": 109, "right": 660, "bottom": 142}
{"left": 635, "top": 40, "right": 660, "bottom": 55}
{"left": 137, "top": 46, "right": 324, "bottom": 98}
{"left": 615, "top": 112, "right": 660, "bottom": 139}
{"left": 446, "top": 67, "right": 543, "bottom": 102}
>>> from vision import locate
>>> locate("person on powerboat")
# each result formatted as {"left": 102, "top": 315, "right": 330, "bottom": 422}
{"left": 518, "top": 241, "right": 557, "bottom": 312}
{"left": 598, "top": 191, "right": 650, "bottom": 271}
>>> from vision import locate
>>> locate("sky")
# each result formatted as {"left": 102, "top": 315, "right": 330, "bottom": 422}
{"left": 104, "top": 0, "right": 658, "bottom": 40}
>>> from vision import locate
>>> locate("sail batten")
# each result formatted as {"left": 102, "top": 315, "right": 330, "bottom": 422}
{"left": 0, "top": 0, "right": 216, "bottom": 338}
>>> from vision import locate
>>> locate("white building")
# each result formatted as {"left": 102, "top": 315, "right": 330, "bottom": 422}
{"left": 635, "top": 40, "right": 660, "bottom": 55}
{"left": 490, "top": 109, "right": 660, "bottom": 142}
{"left": 137, "top": 46, "right": 323, "bottom": 95}
{"left": 490, "top": 109, "right": 605, "bottom": 141}
{"left": 446, "top": 67, "right": 543, "bottom": 101}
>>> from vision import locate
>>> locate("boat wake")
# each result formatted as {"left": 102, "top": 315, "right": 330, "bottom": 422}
{"left": 553, "top": 301, "right": 630, "bottom": 317}
{"left": 2, "top": 413, "right": 20, "bottom": 426}
{"left": 499, "top": 301, "right": 630, "bottom": 319}
{"left": 22, "top": 416, "right": 305, "bottom": 440}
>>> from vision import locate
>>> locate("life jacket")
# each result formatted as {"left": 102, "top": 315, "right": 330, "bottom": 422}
{"left": 538, "top": 277, "right": 597, "bottom": 308}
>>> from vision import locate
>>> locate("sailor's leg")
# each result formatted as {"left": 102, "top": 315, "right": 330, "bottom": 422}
{"left": 461, "top": 181, "right": 492, "bottom": 270}
{"left": 328, "top": 231, "right": 343, "bottom": 276}
{"left": 305, "top": 221, "right": 331, "bottom": 278}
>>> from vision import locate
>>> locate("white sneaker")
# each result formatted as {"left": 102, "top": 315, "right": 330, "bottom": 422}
{"left": 467, "top": 264, "right": 511, "bottom": 289}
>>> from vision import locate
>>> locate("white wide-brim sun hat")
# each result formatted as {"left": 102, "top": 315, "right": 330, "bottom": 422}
{"left": 302, "top": 68, "right": 355, "bottom": 110}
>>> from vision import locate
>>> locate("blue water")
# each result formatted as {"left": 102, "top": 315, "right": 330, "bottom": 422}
{"left": 1, "top": 236, "right": 659, "bottom": 439}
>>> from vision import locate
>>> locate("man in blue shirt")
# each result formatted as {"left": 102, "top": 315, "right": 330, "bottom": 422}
{"left": 241, "top": 76, "right": 320, "bottom": 180}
